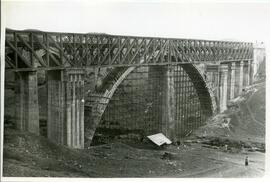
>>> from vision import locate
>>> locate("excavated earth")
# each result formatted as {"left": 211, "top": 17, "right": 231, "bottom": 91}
{"left": 2, "top": 80, "right": 265, "bottom": 178}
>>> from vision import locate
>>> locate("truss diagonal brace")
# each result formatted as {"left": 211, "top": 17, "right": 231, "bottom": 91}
{"left": 17, "top": 34, "right": 47, "bottom": 67}
{"left": 6, "top": 40, "right": 32, "bottom": 68}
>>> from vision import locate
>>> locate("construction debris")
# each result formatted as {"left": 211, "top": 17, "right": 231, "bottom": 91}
{"left": 147, "top": 133, "right": 172, "bottom": 146}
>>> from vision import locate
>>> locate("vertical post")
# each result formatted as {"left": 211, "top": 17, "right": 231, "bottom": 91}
{"left": 47, "top": 70, "right": 62, "bottom": 143}
{"left": 229, "top": 62, "right": 236, "bottom": 100}
{"left": 244, "top": 61, "right": 250, "bottom": 87}
{"left": 65, "top": 69, "right": 85, "bottom": 149}
{"left": 166, "top": 65, "right": 176, "bottom": 142}
{"left": 205, "top": 64, "right": 219, "bottom": 110}
{"left": 248, "top": 60, "right": 253, "bottom": 85}
{"left": 66, "top": 76, "right": 72, "bottom": 146}
{"left": 71, "top": 74, "right": 76, "bottom": 147}
{"left": 76, "top": 75, "right": 80, "bottom": 148}
{"left": 15, "top": 71, "right": 39, "bottom": 135}
{"left": 219, "top": 64, "right": 228, "bottom": 112}
{"left": 80, "top": 75, "right": 85, "bottom": 148}
{"left": 157, "top": 65, "right": 177, "bottom": 142}
{"left": 15, "top": 73, "right": 24, "bottom": 131}
{"left": 148, "top": 66, "right": 164, "bottom": 134}
{"left": 227, "top": 63, "right": 231, "bottom": 101}
{"left": 239, "top": 61, "right": 244, "bottom": 95}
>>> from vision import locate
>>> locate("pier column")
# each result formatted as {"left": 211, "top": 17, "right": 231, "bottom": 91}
{"left": 165, "top": 66, "right": 176, "bottom": 142}
{"left": 47, "top": 69, "right": 85, "bottom": 149}
{"left": 205, "top": 64, "right": 220, "bottom": 113}
{"left": 249, "top": 60, "right": 254, "bottom": 85}
{"left": 149, "top": 66, "right": 176, "bottom": 142}
{"left": 234, "top": 61, "right": 244, "bottom": 97}
{"left": 219, "top": 64, "right": 228, "bottom": 112}
{"left": 15, "top": 71, "right": 39, "bottom": 135}
{"left": 238, "top": 61, "right": 244, "bottom": 95}
{"left": 229, "top": 62, "right": 236, "bottom": 100}
{"left": 243, "top": 61, "right": 250, "bottom": 87}
{"left": 148, "top": 66, "right": 164, "bottom": 135}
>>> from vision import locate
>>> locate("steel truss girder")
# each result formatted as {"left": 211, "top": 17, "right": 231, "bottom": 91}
{"left": 5, "top": 29, "right": 253, "bottom": 71}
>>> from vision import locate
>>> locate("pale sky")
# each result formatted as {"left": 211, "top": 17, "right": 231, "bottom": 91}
{"left": 2, "top": 0, "right": 270, "bottom": 43}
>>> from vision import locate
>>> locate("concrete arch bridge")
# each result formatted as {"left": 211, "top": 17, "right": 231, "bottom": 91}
{"left": 5, "top": 29, "right": 255, "bottom": 149}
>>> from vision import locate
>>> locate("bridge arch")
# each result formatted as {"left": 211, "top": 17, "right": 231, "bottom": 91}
{"left": 85, "top": 60, "right": 216, "bottom": 145}
{"left": 181, "top": 63, "right": 217, "bottom": 116}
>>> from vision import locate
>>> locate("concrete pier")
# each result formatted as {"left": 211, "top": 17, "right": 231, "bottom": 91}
{"left": 165, "top": 66, "right": 176, "bottom": 142}
{"left": 47, "top": 70, "right": 64, "bottom": 146}
{"left": 229, "top": 62, "right": 236, "bottom": 100}
{"left": 243, "top": 61, "right": 250, "bottom": 87}
{"left": 219, "top": 64, "right": 228, "bottom": 112}
{"left": 47, "top": 69, "right": 85, "bottom": 149}
{"left": 205, "top": 65, "right": 219, "bottom": 101}
{"left": 249, "top": 60, "right": 254, "bottom": 85}
{"left": 246, "top": 60, "right": 251, "bottom": 86}
{"left": 234, "top": 61, "right": 244, "bottom": 97}
{"left": 148, "top": 66, "right": 177, "bottom": 141}
{"left": 15, "top": 71, "right": 40, "bottom": 135}
{"left": 238, "top": 61, "right": 244, "bottom": 95}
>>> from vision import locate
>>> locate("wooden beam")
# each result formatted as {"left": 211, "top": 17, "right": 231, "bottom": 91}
{"left": 154, "top": 40, "right": 168, "bottom": 63}
{"left": 120, "top": 38, "right": 137, "bottom": 64}
{"left": 16, "top": 34, "right": 47, "bottom": 67}
{"left": 47, "top": 35, "right": 73, "bottom": 66}
{"left": 128, "top": 39, "right": 146, "bottom": 64}
{"left": 141, "top": 39, "right": 154, "bottom": 63}
{"left": 5, "top": 55, "right": 16, "bottom": 68}
{"left": 6, "top": 40, "right": 32, "bottom": 68}
{"left": 32, "top": 34, "right": 61, "bottom": 66}
{"left": 110, "top": 38, "right": 129, "bottom": 64}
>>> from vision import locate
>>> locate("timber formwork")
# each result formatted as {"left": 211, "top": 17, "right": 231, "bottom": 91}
{"left": 96, "top": 65, "right": 211, "bottom": 142}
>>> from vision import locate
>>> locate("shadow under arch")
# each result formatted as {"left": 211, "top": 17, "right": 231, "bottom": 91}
{"left": 181, "top": 63, "right": 216, "bottom": 117}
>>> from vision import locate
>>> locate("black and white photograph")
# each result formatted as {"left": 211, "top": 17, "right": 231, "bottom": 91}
{"left": 0, "top": 0, "right": 268, "bottom": 180}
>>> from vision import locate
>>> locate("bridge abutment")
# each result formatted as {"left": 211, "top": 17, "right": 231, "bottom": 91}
{"left": 15, "top": 71, "right": 40, "bottom": 135}
{"left": 47, "top": 69, "right": 85, "bottom": 149}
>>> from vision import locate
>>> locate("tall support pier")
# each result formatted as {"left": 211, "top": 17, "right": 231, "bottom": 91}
{"left": 47, "top": 69, "right": 85, "bottom": 149}
{"left": 219, "top": 64, "right": 228, "bottom": 112}
{"left": 15, "top": 71, "right": 39, "bottom": 134}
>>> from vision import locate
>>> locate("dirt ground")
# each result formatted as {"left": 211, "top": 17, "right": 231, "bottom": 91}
{"left": 2, "top": 130, "right": 265, "bottom": 178}
{"left": 2, "top": 80, "right": 265, "bottom": 178}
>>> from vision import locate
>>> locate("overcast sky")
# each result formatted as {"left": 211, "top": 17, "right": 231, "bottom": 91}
{"left": 2, "top": 0, "right": 270, "bottom": 43}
